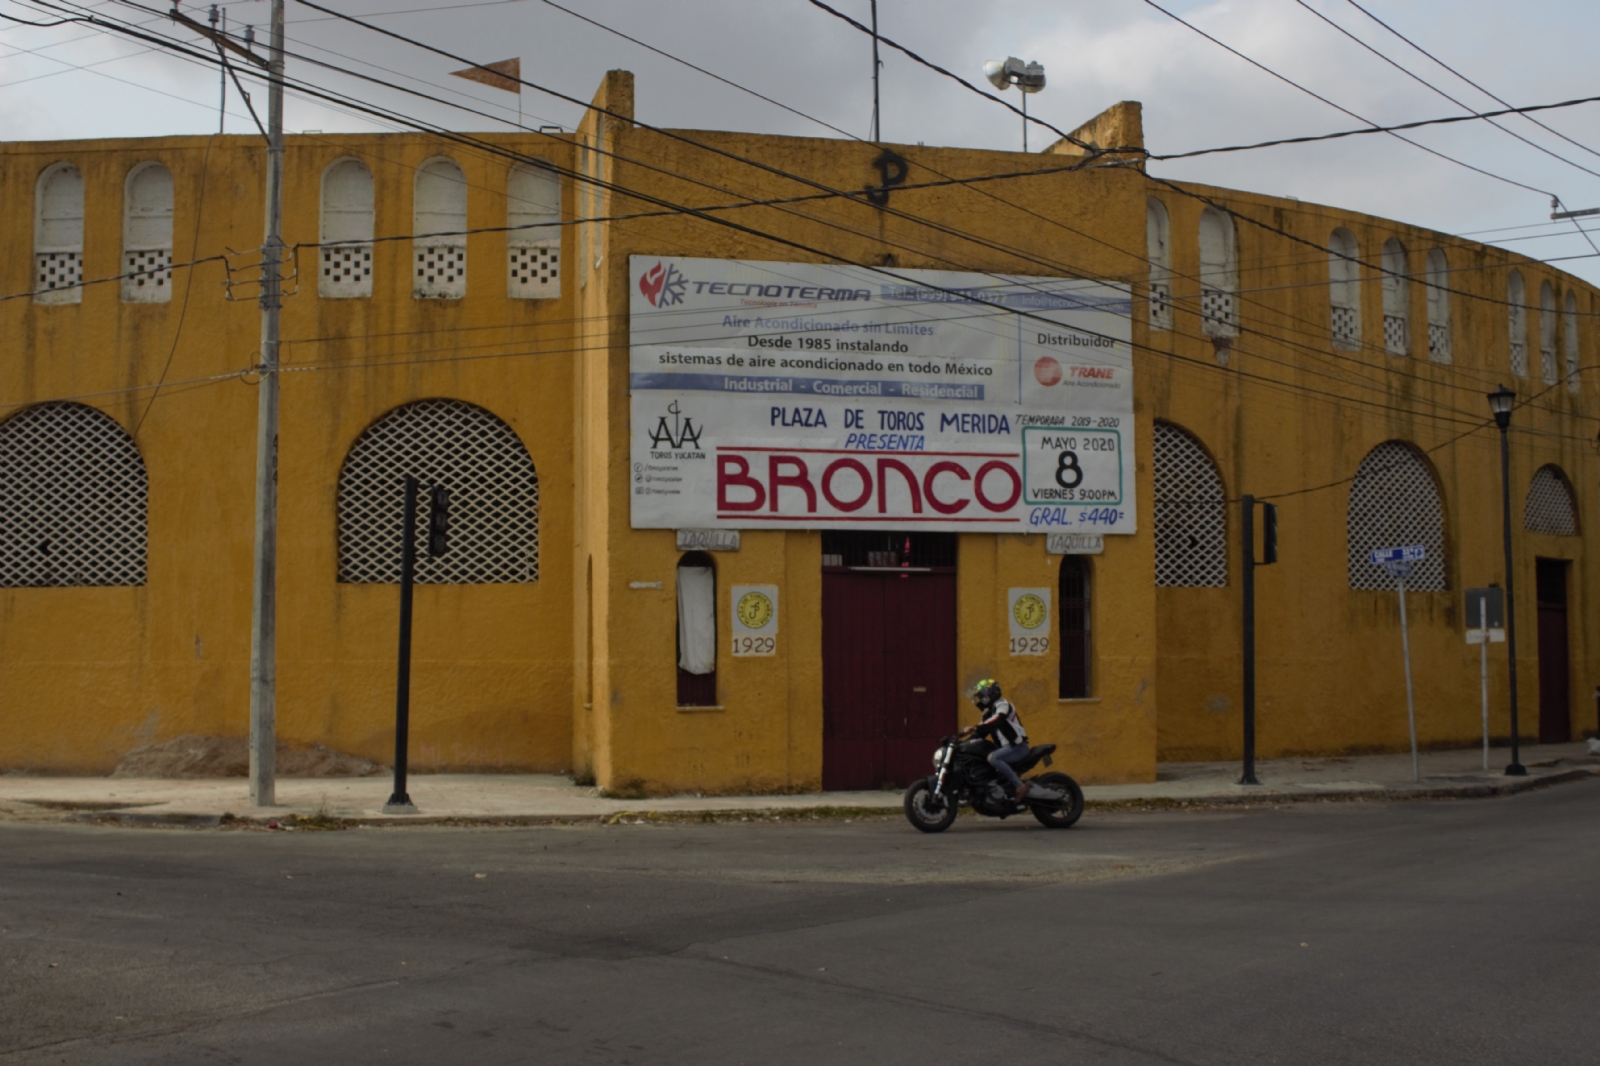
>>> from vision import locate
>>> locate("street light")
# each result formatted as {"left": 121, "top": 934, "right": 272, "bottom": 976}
{"left": 1488, "top": 384, "right": 1527, "bottom": 776}
{"left": 982, "top": 57, "right": 1046, "bottom": 152}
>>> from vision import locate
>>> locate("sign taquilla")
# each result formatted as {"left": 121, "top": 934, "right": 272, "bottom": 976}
{"left": 629, "top": 256, "right": 1135, "bottom": 534}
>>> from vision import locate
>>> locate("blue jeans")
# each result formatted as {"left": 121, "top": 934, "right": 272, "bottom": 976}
{"left": 987, "top": 744, "right": 1029, "bottom": 790}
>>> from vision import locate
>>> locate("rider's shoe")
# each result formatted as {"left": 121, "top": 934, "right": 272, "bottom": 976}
{"left": 1015, "top": 782, "right": 1032, "bottom": 803}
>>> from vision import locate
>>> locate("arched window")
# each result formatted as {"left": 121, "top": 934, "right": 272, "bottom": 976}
{"left": 121, "top": 162, "right": 173, "bottom": 303}
{"left": 1146, "top": 197, "right": 1171, "bottom": 330}
{"left": 413, "top": 157, "right": 467, "bottom": 299}
{"left": 1381, "top": 238, "right": 1409, "bottom": 356}
{"left": 1153, "top": 421, "right": 1227, "bottom": 587}
{"left": 676, "top": 551, "right": 717, "bottom": 707}
{"left": 1524, "top": 464, "right": 1578, "bottom": 536}
{"left": 1425, "top": 248, "right": 1451, "bottom": 362}
{"left": 1507, "top": 270, "right": 1527, "bottom": 378}
{"left": 320, "top": 158, "right": 374, "bottom": 299}
{"left": 1328, "top": 227, "right": 1361, "bottom": 350}
{"left": 1564, "top": 289, "right": 1580, "bottom": 394}
{"left": 1058, "top": 556, "right": 1091, "bottom": 699}
{"left": 1539, "top": 281, "right": 1558, "bottom": 384}
{"left": 508, "top": 163, "right": 561, "bottom": 300}
{"left": 337, "top": 399, "right": 538, "bottom": 583}
{"left": 1198, "top": 207, "right": 1238, "bottom": 338}
{"left": 35, "top": 162, "right": 84, "bottom": 305}
{"left": 0, "top": 403, "right": 147, "bottom": 586}
{"left": 1346, "top": 441, "right": 1446, "bottom": 591}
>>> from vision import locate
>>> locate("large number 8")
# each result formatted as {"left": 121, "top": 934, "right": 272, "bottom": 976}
{"left": 1055, "top": 450, "right": 1083, "bottom": 489}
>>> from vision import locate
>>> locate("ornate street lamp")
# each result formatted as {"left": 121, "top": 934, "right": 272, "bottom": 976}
{"left": 1488, "top": 385, "right": 1527, "bottom": 775}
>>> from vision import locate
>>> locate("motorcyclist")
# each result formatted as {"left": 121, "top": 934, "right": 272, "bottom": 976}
{"left": 959, "top": 678, "right": 1031, "bottom": 802}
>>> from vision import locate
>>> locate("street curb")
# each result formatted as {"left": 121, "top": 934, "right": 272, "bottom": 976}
{"left": 42, "top": 768, "right": 1596, "bottom": 829}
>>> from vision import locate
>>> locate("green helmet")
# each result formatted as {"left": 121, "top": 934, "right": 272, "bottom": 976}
{"left": 967, "top": 678, "right": 1001, "bottom": 709}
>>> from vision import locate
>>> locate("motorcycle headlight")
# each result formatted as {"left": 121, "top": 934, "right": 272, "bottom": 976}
{"left": 932, "top": 745, "right": 950, "bottom": 770}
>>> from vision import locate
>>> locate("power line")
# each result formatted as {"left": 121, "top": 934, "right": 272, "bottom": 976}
{"left": 1137, "top": 0, "right": 1552, "bottom": 198}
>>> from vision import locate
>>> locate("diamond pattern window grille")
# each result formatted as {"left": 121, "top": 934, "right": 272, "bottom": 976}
{"left": 1148, "top": 281, "right": 1171, "bottom": 329}
{"left": 1332, "top": 305, "right": 1359, "bottom": 348}
{"left": 1154, "top": 422, "right": 1227, "bottom": 588}
{"left": 338, "top": 400, "right": 538, "bottom": 584}
{"left": 1428, "top": 322, "right": 1451, "bottom": 363}
{"left": 1540, "top": 345, "right": 1558, "bottom": 385}
{"left": 1201, "top": 287, "right": 1237, "bottom": 336}
{"left": 1383, "top": 314, "right": 1408, "bottom": 355}
{"left": 0, "top": 403, "right": 147, "bottom": 587}
{"left": 1510, "top": 341, "right": 1527, "bottom": 379}
{"left": 34, "top": 252, "right": 82, "bottom": 305}
{"left": 1347, "top": 442, "right": 1446, "bottom": 591}
{"left": 321, "top": 243, "right": 372, "bottom": 298}
{"left": 1523, "top": 465, "right": 1577, "bottom": 536}
{"left": 414, "top": 244, "right": 465, "bottom": 299}
{"left": 509, "top": 244, "right": 559, "bottom": 299}
{"left": 121, "top": 249, "right": 171, "bottom": 303}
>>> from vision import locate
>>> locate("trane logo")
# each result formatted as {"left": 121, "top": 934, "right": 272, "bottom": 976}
{"left": 716, "top": 451, "right": 1021, "bottom": 518}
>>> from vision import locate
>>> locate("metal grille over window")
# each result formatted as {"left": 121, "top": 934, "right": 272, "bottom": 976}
{"left": 413, "top": 158, "right": 467, "bottom": 299}
{"left": 1198, "top": 207, "right": 1238, "bottom": 338}
{"left": 35, "top": 163, "right": 84, "bottom": 306}
{"left": 0, "top": 403, "right": 147, "bottom": 587}
{"left": 1508, "top": 270, "right": 1527, "bottom": 378}
{"left": 1346, "top": 441, "right": 1446, "bottom": 591}
{"left": 320, "top": 158, "right": 374, "bottom": 299}
{"left": 1523, "top": 465, "right": 1577, "bottom": 536}
{"left": 1153, "top": 422, "right": 1227, "bottom": 587}
{"left": 1539, "top": 281, "right": 1558, "bottom": 385}
{"left": 1424, "top": 248, "right": 1451, "bottom": 363}
{"left": 1146, "top": 198, "right": 1172, "bottom": 330}
{"left": 1328, "top": 228, "right": 1361, "bottom": 350}
{"left": 337, "top": 400, "right": 538, "bottom": 583}
{"left": 508, "top": 164, "right": 560, "bottom": 299}
{"left": 1381, "top": 238, "right": 1408, "bottom": 356}
{"left": 122, "top": 162, "right": 173, "bottom": 303}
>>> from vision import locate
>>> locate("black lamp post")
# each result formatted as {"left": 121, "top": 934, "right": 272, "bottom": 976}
{"left": 1488, "top": 385, "right": 1527, "bottom": 776}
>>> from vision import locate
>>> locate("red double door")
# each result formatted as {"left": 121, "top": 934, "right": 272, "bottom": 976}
{"left": 822, "top": 568, "right": 958, "bottom": 790}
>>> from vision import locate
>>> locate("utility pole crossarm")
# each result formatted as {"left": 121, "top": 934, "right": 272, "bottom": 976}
{"left": 169, "top": 8, "right": 268, "bottom": 69}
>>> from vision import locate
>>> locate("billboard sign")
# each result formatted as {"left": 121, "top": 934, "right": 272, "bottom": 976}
{"left": 629, "top": 256, "right": 1135, "bottom": 534}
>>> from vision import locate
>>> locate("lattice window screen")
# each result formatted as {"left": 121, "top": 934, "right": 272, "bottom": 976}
{"left": 338, "top": 400, "right": 538, "bottom": 584}
{"left": 1201, "top": 288, "right": 1237, "bottom": 337}
{"left": 34, "top": 252, "right": 83, "bottom": 303}
{"left": 1510, "top": 342, "right": 1528, "bottom": 379}
{"left": 508, "top": 246, "right": 559, "bottom": 298}
{"left": 1383, "top": 315, "right": 1407, "bottom": 355}
{"left": 1523, "top": 465, "right": 1577, "bottom": 536}
{"left": 123, "top": 249, "right": 172, "bottom": 300}
{"left": 1428, "top": 323, "right": 1451, "bottom": 363}
{"left": 1332, "top": 306, "right": 1360, "bottom": 348}
{"left": 415, "top": 245, "right": 465, "bottom": 299}
{"left": 1148, "top": 281, "right": 1171, "bottom": 329}
{"left": 0, "top": 403, "right": 147, "bottom": 587}
{"left": 1346, "top": 442, "right": 1446, "bottom": 590}
{"left": 1154, "top": 422, "right": 1227, "bottom": 588}
{"left": 322, "top": 244, "right": 372, "bottom": 296}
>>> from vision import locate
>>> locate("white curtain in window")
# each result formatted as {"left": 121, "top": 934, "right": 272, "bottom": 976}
{"left": 677, "top": 566, "right": 716, "bottom": 674}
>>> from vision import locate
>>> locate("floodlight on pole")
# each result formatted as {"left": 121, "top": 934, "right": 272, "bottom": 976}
{"left": 982, "top": 57, "right": 1046, "bottom": 152}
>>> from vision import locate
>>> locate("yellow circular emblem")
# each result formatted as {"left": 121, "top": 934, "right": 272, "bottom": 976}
{"left": 736, "top": 591, "right": 774, "bottom": 630}
{"left": 1012, "top": 593, "right": 1047, "bottom": 630}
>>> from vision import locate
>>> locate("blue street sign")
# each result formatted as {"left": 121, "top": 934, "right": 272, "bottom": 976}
{"left": 1370, "top": 545, "right": 1426, "bottom": 565}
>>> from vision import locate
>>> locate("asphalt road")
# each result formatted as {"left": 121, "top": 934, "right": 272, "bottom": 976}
{"left": 2, "top": 782, "right": 1597, "bottom": 1065}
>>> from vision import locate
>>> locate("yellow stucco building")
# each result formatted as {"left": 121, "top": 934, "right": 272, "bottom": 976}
{"left": 0, "top": 72, "right": 1592, "bottom": 789}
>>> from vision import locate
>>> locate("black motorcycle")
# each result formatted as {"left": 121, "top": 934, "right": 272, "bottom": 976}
{"left": 903, "top": 735, "right": 1084, "bottom": 833}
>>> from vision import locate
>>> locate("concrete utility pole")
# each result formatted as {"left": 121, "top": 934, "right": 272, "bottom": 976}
{"left": 248, "top": 0, "right": 286, "bottom": 806}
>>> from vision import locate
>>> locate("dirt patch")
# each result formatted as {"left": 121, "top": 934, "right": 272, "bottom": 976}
{"left": 111, "top": 735, "right": 383, "bottom": 779}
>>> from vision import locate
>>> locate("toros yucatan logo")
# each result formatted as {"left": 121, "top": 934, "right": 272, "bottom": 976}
{"left": 638, "top": 261, "right": 687, "bottom": 307}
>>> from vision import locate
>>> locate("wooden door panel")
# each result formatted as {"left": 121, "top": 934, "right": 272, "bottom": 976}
{"left": 822, "top": 571, "right": 886, "bottom": 790}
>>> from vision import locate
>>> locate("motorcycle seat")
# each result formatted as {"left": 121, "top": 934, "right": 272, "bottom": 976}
{"left": 1027, "top": 744, "right": 1057, "bottom": 761}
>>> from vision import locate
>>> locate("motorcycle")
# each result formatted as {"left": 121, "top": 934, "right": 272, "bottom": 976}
{"left": 903, "top": 735, "right": 1084, "bottom": 833}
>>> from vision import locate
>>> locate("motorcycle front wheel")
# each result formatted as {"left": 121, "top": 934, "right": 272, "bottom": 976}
{"left": 1028, "top": 772, "right": 1085, "bottom": 829}
{"left": 903, "top": 777, "right": 958, "bottom": 833}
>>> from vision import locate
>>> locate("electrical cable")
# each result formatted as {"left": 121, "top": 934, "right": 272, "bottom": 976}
{"left": 1137, "top": 0, "right": 1552, "bottom": 198}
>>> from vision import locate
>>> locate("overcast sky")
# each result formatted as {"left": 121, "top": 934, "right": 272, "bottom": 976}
{"left": 5, "top": 0, "right": 1600, "bottom": 283}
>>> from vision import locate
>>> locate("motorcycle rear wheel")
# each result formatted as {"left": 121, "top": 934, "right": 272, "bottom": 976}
{"left": 1028, "top": 772, "right": 1084, "bottom": 829}
{"left": 903, "top": 778, "right": 958, "bottom": 833}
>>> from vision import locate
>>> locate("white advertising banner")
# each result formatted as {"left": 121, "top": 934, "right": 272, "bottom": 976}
{"left": 629, "top": 256, "right": 1134, "bottom": 534}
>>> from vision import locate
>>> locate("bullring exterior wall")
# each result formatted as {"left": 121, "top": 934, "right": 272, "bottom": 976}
{"left": 0, "top": 71, "right": 1591, "bottom": 787}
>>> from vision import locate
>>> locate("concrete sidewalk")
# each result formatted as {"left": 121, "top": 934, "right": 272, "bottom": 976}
{"left": 1, "top": 741, "right": 1595, "bottom": 827}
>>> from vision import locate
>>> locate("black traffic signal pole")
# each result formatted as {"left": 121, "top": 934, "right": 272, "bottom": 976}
{"left": 1240, "top": 496, "right": 1278, "bottom": 787}
{"left": 384, "top": 476, "right": 420, "bottom": 814}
